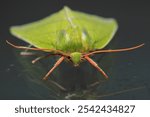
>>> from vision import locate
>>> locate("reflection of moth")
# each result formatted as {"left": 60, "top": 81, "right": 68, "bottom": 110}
{"left": 7, "top": 6, "right": 144, "bottom": 80}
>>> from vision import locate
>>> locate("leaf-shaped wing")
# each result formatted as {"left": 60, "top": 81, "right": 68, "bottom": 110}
{"left": 10, "top": 9, "right": 71, "bottom": 49}
{"left": 71, "top": 9, "right": 118, "bottom": 49}
{"left": 10, "top": 6, "right": 118, "bottom": 51}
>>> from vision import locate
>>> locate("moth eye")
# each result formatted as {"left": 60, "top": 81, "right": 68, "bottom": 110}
{"left": 67, "top": 56, "right": 71, "bottom": 59}
{"left": 67, "top": 56, "right": 73, "bottom": 62}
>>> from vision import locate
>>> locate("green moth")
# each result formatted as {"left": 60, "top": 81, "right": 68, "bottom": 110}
{"left": 7, "top": 6, "right": 144, "bottom": 80}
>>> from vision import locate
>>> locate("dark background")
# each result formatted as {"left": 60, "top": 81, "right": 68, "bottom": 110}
{"left": 0, "top": 0, "right": 150, "bottom": 99}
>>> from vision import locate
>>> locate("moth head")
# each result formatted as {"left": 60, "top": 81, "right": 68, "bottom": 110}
{"left": 70, "top": 52, "right": 82, "bottom": 66}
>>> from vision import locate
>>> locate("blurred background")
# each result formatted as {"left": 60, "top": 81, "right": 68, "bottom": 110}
{"left": 0, "top": 0, "right": 150, "bottom": 99}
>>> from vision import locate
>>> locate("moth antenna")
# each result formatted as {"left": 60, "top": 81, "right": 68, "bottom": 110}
{"left": 84, "top": 43, "right": 144, "bottom": 56}
{"left": 43, "top": 56, "right": 65, "bottom": 80}
{"left": 6, "top": 40, "right": 68, "bottom": 55}
{"left": 6, "top": 40, "right": 50, "bottom": 51}
{"left": 84, "top": 56, "right": 108, "bottom": 79}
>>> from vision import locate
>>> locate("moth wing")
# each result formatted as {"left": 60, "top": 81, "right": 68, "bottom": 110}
{"left": 10, "top": 9, "right": 71, "bottom": 49}
{"left": 10, "top": 7, "right": 118, "bottom": 50}
{"left": 72, "top": 9, "right": 118, "bottom": 49}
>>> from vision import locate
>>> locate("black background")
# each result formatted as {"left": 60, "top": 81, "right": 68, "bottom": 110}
{"left": 0, "top": 0, "right": 150, "bottom": 99}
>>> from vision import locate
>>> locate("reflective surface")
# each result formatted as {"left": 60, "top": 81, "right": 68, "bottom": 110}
{"left": 0, "top": 0, "right": 150, "bottom": 99}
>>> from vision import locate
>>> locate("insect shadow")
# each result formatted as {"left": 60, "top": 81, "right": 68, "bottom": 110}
{"left": 13, "top": 44, "right": 146, "bottom": 100}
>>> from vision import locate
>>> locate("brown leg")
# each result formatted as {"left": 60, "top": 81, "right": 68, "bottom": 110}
{"left": 32, "top": 53, "right": 64, "bottom": 64}
{"left": 84, "top": 56, "right": 108, "bottom": 79}
{"left": 43, "top": 56, "right": 65, "bottom": 80}
{"left": 20, "top": 51, "right": 38, "bottom": 56}
{"left": 32, "top": 54, "right": 51, "bottom": 64}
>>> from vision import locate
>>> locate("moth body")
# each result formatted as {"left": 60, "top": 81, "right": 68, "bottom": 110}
{"left": 9, "top": 6, "right": 143, "bottom": 80}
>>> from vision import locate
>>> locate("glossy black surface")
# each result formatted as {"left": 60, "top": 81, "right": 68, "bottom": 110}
{"left": 0, "top": 0, "right": 150, "bottom": 99}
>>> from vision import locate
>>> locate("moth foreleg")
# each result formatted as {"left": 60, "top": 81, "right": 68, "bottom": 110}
{"left": 31, "top": 54, "right": 51, "bottom": 64}
{"left": 43, "top": 56, "right": 65, "bottom": 80}
{"left": 84, "top": 56, "right": 108, "bottom": 79}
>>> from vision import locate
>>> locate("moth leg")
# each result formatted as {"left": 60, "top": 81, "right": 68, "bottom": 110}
{"left": 32, "top": 53, "right": 64, "bottom": 64}
{"left": 43, "top": 56, "right": 65, "bottom": 80}
{"left": 84, "top": 56, "right": 108, "bottom": 79}
{"left": 20, "top": 51, "right": 38, "bottom": 56}
{"left": 20, "top": 44, "right": 36, "bottom": 55}
{"left": 32, "top": 54, "right": 51, "bottom": 64}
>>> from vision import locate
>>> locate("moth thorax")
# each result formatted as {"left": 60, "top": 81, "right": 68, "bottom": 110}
{"left": 70, "top": 52, "right": 82, "bottom": 66}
